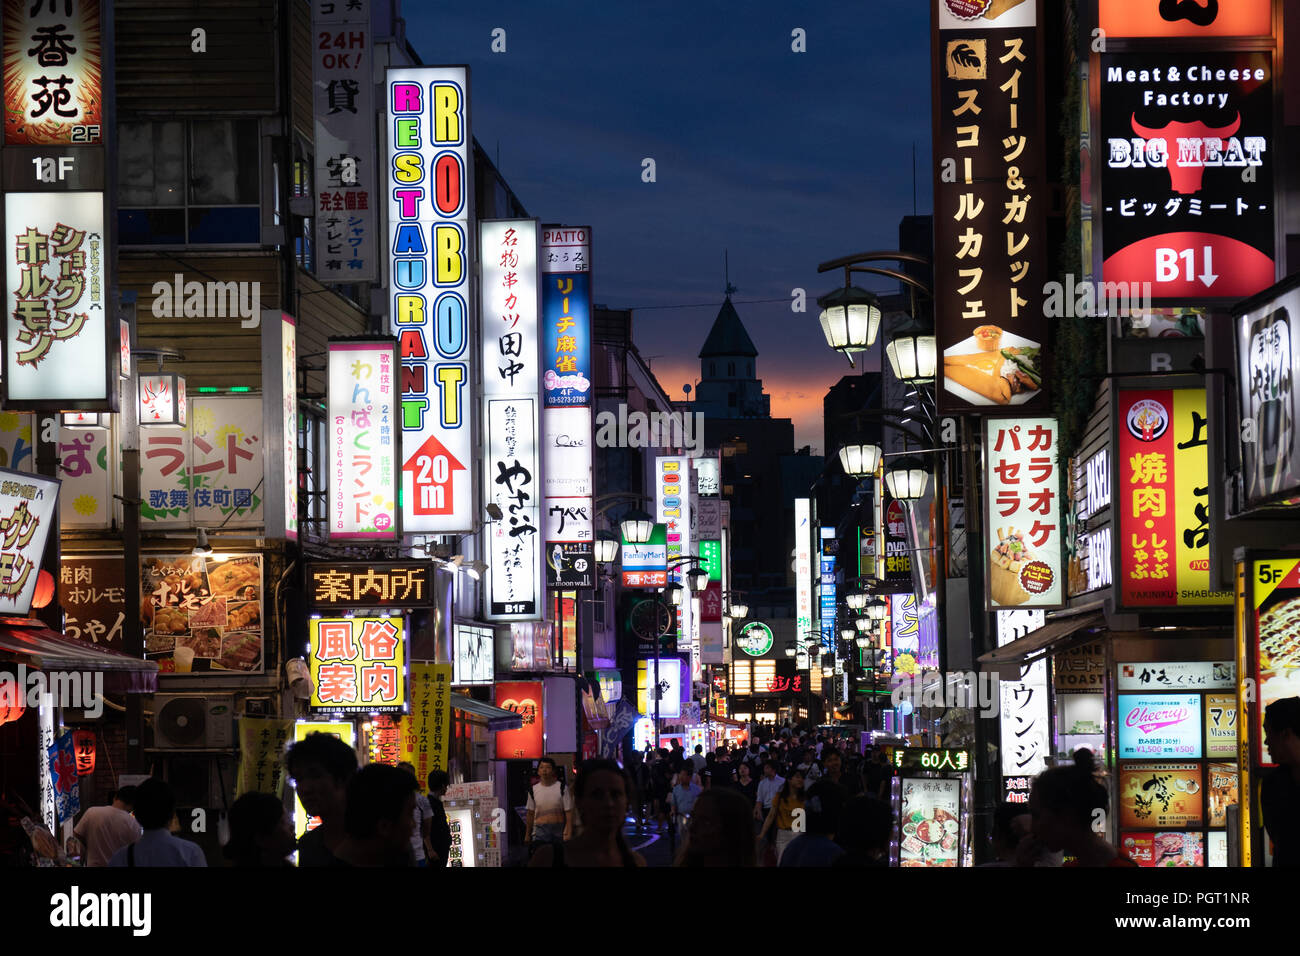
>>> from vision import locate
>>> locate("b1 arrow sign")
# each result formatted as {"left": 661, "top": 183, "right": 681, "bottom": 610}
{"left": 403, "top": 434, "right": 466, "bottom": 516}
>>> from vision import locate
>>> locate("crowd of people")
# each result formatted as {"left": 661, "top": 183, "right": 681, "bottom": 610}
{"left": 6, "top": 696, "right": 1295, "bottom": 868}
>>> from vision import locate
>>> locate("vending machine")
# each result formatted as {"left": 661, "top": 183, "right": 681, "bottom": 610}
{"left": 887, "top": 747, "right": 974, "bottom": 867}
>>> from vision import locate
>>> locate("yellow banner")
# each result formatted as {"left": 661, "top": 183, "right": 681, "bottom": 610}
{"left": 403, "top": 663, "right": 452, "bottom": 791}
{"left": 235, "top": 717, "right": 295, "bottom": 798}
{"left": 292, "top": 720, "right": 355, "bottom": 842}
{"left": 1171, "top": 390, "right": 1231, "bottom": 604}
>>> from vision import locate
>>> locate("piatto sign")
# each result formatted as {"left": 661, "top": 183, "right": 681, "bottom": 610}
{"left": 1099, "top": 51, "right": 1276, "bottom": 300}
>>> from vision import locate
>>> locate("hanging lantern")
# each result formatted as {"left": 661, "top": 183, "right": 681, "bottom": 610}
{"left": 0, "top": 676, "right": 24, "bottom": 726}
{"left": 73, "top": 729, "right": 96, "bottom": 775}
{"left": 62, "top": 412, "right": 110, "bottom": 429}
{"left": 31, "top": 569, "right": 55, "bottom": 609}
{"left": 139, "top": 373, "right": 187, "bottom": 426}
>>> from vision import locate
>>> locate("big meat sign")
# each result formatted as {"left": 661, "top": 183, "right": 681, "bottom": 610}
{"left": 1099, "top": 51, "right": 1277, "bottom": 300}
{"left": 932, "top": 0, "right": 1049, "bottom": 414}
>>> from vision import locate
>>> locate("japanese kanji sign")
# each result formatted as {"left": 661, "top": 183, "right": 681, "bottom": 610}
{"left": 480, "top": 219, "right": 543, "bottom": 616}
{"left": 486, "top": 398, "right": 542, "bottom": 617}
{"left": 2, "top": 0, "right": 102, "bottom": 145}
{"left": 1249, "top": 554, "right": 1300, "bottom": 767}
{"left": 933, "top": 0, "right": 1048, "bottom": 413}
{"left": 1099, "top": 50, "right": 1276, "bottom": 300}
{"left": 794, "top": 497, "right": 813, "bottom": 647}
{"left": 542, "top": 226, "right": 594, "bottom": 589}
{"left": 984, "top": 416, "right": 1063, "bottom": 608}
{"left": 47, "top": 731, "right": 79, "bottom": 825}
{"left": 387, "top": 65, "right": 474, "bottom": 534}
{"left": 3, "top": 191, "right": 107, "bottom": 404}
{"left": 0, "top": 465, "right": 58, "bottom": 615}
{"left": 306, "top": 562, "right": 430, "bottom": 609}
{"left": 658, "top": 457, "right": 692, "bottom": 672}
{"left": 234, "top": 717, "right": 293, "bottom": 798}
{"left": 898, "top": 776, "right": 961, "bottom": 867}
{"left": 328, "top": 339, "right": 399, "bottom": 540}
{"left": 1235, "top": 279, "right": 1300, "bottom": 509}
{"left": 278, "top": 314, "right": 298, "bottom": 539}
{"left": 312, "top": 0, "right": 377, "bottom": 281}
{"left": 1118, "top": 762, "right": 1203, "bottom": 828}
{"left": 60, "top": 554, "right": 124, "bottom": 650}
{"left": 139, "top": 395, "right": 264, "bottom": 529}
{"left": 621, "top": 522, "right": 667, "bottom": 588}
{"left": 309, "top": 616, "right": 406, "bottom": 714}
{"left": 495, "top": 680, "right": 543, "bottom": 759}
{"left": 1117, "top": 389, "right": 1232, "bottom": 606}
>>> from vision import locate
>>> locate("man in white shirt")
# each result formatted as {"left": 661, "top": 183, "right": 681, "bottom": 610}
{"left": 755, "top": 761, "right": 785, "bottom": 821}
{"left": 108, "top": 779, "right": 206, "bottom": 867}
{"left": 74, "top": 786, "right": 143, "bottom": 867}
{"left": 524, "top": 757, "right": 572, "bottom": 855}
{"left": 398, "top": 762, "right": 434, "bottom": 866}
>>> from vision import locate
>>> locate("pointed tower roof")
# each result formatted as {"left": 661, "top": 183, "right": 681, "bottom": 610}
{"left": 698, "top": 297, "right": 758, "bottom": 359}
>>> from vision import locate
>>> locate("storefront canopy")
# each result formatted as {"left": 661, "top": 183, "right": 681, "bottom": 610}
{"left": 705, "top": 713, "right": 748, "bottom": 729}
{"left": 451, "top": 693, "right": 523, "bottom": 732}
{"left": 977, "top": 610, "right": 1106, "bottom": 672}
{"left": 0, "top": 618, "right": 158, "bottom": 694}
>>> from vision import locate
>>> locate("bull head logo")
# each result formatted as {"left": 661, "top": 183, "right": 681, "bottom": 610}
{"left": 1129, "top": 112, "right": 1240, "bottom": 195}
{"left": 1159, "top": 0, "right": 1218, "bottom": 27}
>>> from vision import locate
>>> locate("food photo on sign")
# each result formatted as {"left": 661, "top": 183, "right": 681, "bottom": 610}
{"left": 141, "top": 553, "right": 263, "bottom": 673}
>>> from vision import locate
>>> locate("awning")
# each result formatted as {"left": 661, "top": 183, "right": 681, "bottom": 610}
{"left": 705, "top": 713, "right": 748, "bottom": 729}
{"left": 0, "top": 618, "right": 158, "bottom": 694}
{"left": 977, "top": 610, "right": 1107, "bottom": 670}
{"left": 451, "top": 693, "right": 524, "bottom": 732}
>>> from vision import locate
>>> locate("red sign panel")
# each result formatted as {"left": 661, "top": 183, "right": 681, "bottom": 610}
{"left": 1099, "top": 0, "right": 1273, "bottom": 39}
{"left": 495, "top": 680, "right": 544, "bottom": 760}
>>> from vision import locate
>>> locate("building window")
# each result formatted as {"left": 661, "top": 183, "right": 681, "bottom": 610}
{"left": 119, "top": 119, "right": 261, "bottom": 245}
{"left": 728, "top": 362, "right": 735, "bottom": 376}
{"left": 709, "top": 362, "right": 716, "bottom": 377}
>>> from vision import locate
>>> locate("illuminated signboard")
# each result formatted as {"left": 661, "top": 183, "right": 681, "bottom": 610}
{"left": 657, "top": 457, "right": 691, "bottom": 665}
{"left": 1099, "top": 51, "right": 1275, "bottom": 300}
{"left": 1117, "top": 660, "right": 1234, "bottom": 691}
{"left": 1251, "top": 555, "right": 1300, "bottom": 767}
{"left": 933, "top": 0, "right": 1048, "bottom": 413}
{"left": 2, "top": 0, "right": 103, "bottom": 145}
{"left": 1235, "top": 279, "right": 1300, "bottom": 509}
{"left": 891, "top": 747, "right": 971, "bottom": 773}
{"left": 621, "top": 522, "right": 667, "bottom": 587}
{"left": 890, "top": 593, "right": 921, "bottom": 677}
{"left": 453, "top": 624, "right": 494, "bottom": 685}
{"left": 794, "top": 498, "right": 812, "bottom": 644}
{"left": 311, "top": 0, "right": 376, "bottom": 281}
{"left": 1118, "top": 763, "right": 1205, "bottom": 829}
{"left": 735, "top": 621, "right": 774, "bottom": 658}
{"left": 542, "top": 227, "right": 594, "bottom": 588}
{"left": 1118, "top": 693, "right": 1203, "bottom": 759}
{"left": 309, "top": 616, "right": 406, "bottom": 714}
{"left": 984, "top": 417, "right": 1062, "bottom": 609}
{"left": 495, "top": 680, "right": 543, "bottom": 758}
{"left": 387, "top": 66, "right": 474, "bottom": 533}
{"left": 0, "top": 467, "right": 59, "bottom": 615}
{"left": 306, "top": 562, "right": 430, "bottom": 609}
{"left": 292, "top": 721, "right": 355, "bottom": 845}
{"left": 1099, "top": 0, "right": 1273, "bottom": 40}
{"left": 899, "top": 777, "right": 961, "bottom": 867}
{"left": 3, "top": 191, "right": 108, "bottom": 405}
{"left": 481, "top": 219, "right": 543, "bottom": 618}
{"left": 1116, "top": 389, "right": 1231, "bottom": 607}
{"left": 637, "top": 657, "right": 682, "bottom": 719}
{"left": 328, "top": 339, "right": 399, "bottom": 540}
{"left": 279, "top": 315, "right": 298, "bottom": 539}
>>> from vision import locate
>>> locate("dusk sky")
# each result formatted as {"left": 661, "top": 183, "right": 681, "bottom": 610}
{"left": 406, "top": 1, "right": 934, "bottom": 452}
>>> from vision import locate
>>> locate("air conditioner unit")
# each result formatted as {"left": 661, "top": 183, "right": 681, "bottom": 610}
{"left": 152, "top": 694, "right": 235, "bottom": 750}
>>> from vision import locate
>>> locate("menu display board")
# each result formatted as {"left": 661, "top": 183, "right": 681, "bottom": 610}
{"left": 1118, "top": 693, "right": 1203, "bottom": 759}
{"left": 1118, "top": 763, "right": 1205, "bottom": 829}
{"left": 141, "top": 553, "right": 263, "bottom": 674}
{"left": 1205, "top": 693, "right": 1238, "bottom": 759}
{"left": 1251, "top": 556, "right": 1300, "bottom": 766}
{"left": 1206, "top": 762, "right": 1239, "bottom": 828}
{"left": 1122, "top": 831, "right": 1205, "bottom": 867}
{"left": 898, "top": 777, "right": 961, "bottom": 868}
